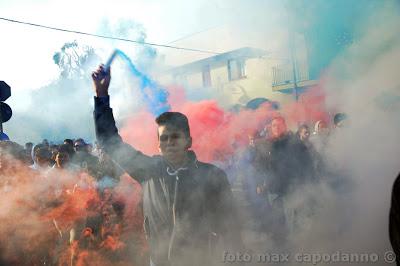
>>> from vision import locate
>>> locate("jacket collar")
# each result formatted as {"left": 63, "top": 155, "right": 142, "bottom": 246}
{"left": 163, "top": 150, "right": 199, "bottom": 175}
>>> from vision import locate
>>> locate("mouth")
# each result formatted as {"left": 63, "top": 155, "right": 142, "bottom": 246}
{"left": 165, "top": 148, "right": 178, "bottom": 153}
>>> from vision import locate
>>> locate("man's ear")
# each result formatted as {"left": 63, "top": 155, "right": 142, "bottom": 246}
{"left": 186, "top": 137, "right": 192, "bottom": 149}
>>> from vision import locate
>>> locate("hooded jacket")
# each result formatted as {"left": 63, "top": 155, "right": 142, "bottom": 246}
{"left": 93, "top": 96, "right": 242, "bottom": 266}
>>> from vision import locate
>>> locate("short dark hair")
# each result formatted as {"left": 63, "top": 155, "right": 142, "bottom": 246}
{"left": 74, "top": 138, "right": 86, "bottom": 145}
{"left": 298, "top": 124, "right": 309, "bottom": 131}
{"left": 58, "top": 144, "right": 71, "bottom": 154}
{"left": 64, "top": 139, "right": 74, "bottom": 146}
{"left": 155, "top": 112, "right": 190, "bottom": 137}
{"left": 35, "top": 147, "right": 51, "bottom": 160}
{"left": 333, "top": 113, "right": 347, "bottom": 125}
{"left": 296, "top": 124, "right": 310, "bottom": 136}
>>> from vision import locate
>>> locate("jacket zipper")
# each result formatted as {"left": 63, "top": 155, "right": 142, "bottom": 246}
{"left": 168, "top": 174, "right": 179, "bottom": 260}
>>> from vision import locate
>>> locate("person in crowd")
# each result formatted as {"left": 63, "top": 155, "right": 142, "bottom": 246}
{"left": 63, "top": 138, "right": 76, "bottom": 159}
{"left": 49, "top": 144, "right": 59, "bottom": 166}
{"left": 311, "top": 120, "right": 330, "bottom": 154}
{"left": 42, "top": 139, "right": 50, "bottom": 148}
{"left": 296, "top": 124, "right": 311, "bottom": 144}
{"left": 253, "top": 116, "right": 316, "bottom": 242}
{"left": 72, "top": 138, "right": 99, "bottom": 176}
{"left": 390, "top": 172, "right": 400, "bottom": 266}
{"left": 52, "top": 144, "right": 79, "bottom": 171}
{"left": 30, "top": 145, "right": 52, "bottom": 171}
{"left": 91, "top": 64, "right": 243, "bottom": 266}
{"left": 255, "top": 116, "right": 311, "bottom": 196}
{"left": 25, "top": 142, "right": 33, "bottom": 152}
{"left": 239, "top": 131, "right": 273, "bottom": 233}
{"left": 0, "top": 141, "right": 26, "bottom": 172}
{"left": 333, "top": 112, "right": 347, "bottom": 128}
{"left": 313, "top": 120, "right": 329, "bottom": 136}
{"left": 296, "top": 123, "right": 322, "bottom": 172}
{"left": 21, "top": 142, "right": 34, "bottom": 165}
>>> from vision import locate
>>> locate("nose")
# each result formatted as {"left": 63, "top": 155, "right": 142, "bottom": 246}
{"left": 167, "top": 137, "right": 176, "bottom": 145}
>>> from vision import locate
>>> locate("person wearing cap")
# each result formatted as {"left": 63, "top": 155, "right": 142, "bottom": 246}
{"left": 333, "top": 113, "right": 347, "bottom": 128}
{"left": 91, "top": 65, "right": 243, "bottom": 266}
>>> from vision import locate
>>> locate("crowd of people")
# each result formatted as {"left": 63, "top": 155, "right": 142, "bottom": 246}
{"left": 0, "top": 136, "right": 148, "bottom": 265}
{"left": 227, "top": 112, "right": 349, "bottom": 245}
{"left": 0, "top": 64, "right": 352, "bottom": 266}
{"left": 6, "top": 138, "right": 119, "bottom": 179}
{"left": 0, "top": 114, "right": 349, "bottom": 266}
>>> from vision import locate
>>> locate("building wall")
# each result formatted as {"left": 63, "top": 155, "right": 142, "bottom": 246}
{"left": 159, "top": 56, "right": 295, "bottom": 108}
{"left": 210, "top": 57, "right": 293, "bottom": 107}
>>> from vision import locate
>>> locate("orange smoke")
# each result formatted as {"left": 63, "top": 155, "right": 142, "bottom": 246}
{"left": 0, "top": 152, "right": 147, "bottom": 265}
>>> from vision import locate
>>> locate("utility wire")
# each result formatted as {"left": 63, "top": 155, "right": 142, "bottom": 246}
{"left": 166, "top": 25, "right": 222, "bottom": 44}
{"left": 0, "top": 17, "right": 221, "bottom": 55}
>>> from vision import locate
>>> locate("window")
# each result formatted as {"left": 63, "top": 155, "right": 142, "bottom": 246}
{"left": 202, "top": 65, "right": 211, "bottom": 87}
{"left": 228, "top": 59, "right": 246, "bottom": 81}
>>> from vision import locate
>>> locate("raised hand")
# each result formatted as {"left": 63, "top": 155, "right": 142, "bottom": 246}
{"left": 91, "top": 64, "right": 111, "bottom": 97}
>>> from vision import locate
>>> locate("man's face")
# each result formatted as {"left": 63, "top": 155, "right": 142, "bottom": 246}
{"left": 317, "top": 121, "right": 329, "bottom": 134}
{"left": 55, "top": 152, "right": 69, "bottom": 167}
{"left": 158, "top": 125, "right": 191, "bottom": 164}
{"left": 36, "top": 156, "right": 49, "bottom": 167}
{"left": 335, "top": 120, "right": 345, "bottom": 128}
{"left": 74, "top": 141, "right": 87, "bottom": 153}
{"left": 299, "top": 128, "right": 310, "bottom": 141}
{"left": 270, "top": 118, "right": 287, "bottom": 139}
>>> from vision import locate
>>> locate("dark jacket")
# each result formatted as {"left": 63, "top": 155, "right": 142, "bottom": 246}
{"left": 253, "top": 133, "right": 316, "bottom": 197}
{"left": 390, "top": 173, "right": 400, "bottom": 266}
{"left": 93, "top": 96, "right": 242, "bottom": 266}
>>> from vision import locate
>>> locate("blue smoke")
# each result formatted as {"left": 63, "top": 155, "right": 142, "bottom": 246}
{"left": 105, "top": 49, "right": 170, "bottom": 116}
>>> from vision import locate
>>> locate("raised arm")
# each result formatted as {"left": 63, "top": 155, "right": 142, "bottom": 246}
{"left": 92, "top": 65, "right": 156, "bottom": 183}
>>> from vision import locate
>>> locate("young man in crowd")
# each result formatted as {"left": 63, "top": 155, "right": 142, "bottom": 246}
{"left": 72, "top": 138, "right": 99, "bottom": 176}
{"left": 333, "top": 112, "right": 347, "bottom": 128}
{"left": 52, "top": 144, "right": 79, "bottom": 171}
{"left": 30, "top": 145, "right": 52, "bottom": 171}
{"left": 253, "top": 117, "right": 316, "bottom": 243}
{"left": 91, "top": 65, "right": 243, "bottom": 266}
{"left": 296, "top": 124, "right": 311, "bottom": 144}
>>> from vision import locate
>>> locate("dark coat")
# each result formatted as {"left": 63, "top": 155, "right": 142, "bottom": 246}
{"left": 93, "top": 97, "right": 242, "bottom": 266}
{"left": 390, "top": 173, "right": 400, "bottom": 266}
{"left": 253, "top": 133, "right": 316, "bottom": 197}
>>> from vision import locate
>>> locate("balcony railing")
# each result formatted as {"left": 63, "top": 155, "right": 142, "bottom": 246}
{"left": 272, "top": 62, "right": 309, "bottom": 87}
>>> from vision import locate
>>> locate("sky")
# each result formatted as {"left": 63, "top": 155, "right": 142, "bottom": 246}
{"left": 0, "top": 0, "right": 286, "bottom": 91}
{"left": 0, "top": 0, "right": 289, "bottom": 143}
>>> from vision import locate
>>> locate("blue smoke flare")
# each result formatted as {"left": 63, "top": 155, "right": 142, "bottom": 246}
{"left": 105, "top": 49, "right": 170, "bottom": 116}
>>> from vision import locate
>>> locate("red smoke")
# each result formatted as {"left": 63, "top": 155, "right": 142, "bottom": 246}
{"left": 0, "top": 154, "right": 147, "bottom": 265}
{"left": 120, "top": 80, "right": 330, "bottom": 162}
{"left": 120, "top": 82, "right": 330, "bottom": 162}
{"left": 120, "top": 111, "right": 158, "bottom": 155}
{"left": 281, "top": 83, "right": 330, "bottom": 127}
{"left": 120, "top": 86, "right": 281, "bottom": 162}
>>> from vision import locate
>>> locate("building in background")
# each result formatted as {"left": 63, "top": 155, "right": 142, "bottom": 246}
{"left": 160, "top": 47, "right": 294, "bottom": 108}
